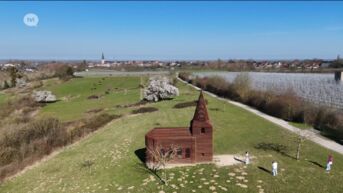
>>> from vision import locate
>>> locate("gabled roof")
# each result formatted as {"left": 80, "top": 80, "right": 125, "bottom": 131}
{"left": 146, "top": 127, "right": 191, "bottom": 139}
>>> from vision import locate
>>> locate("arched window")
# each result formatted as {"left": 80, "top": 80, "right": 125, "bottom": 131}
{"left": 201, "top": 128, "right": 206, "bottom": 134}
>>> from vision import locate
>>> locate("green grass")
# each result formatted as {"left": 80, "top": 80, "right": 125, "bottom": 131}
{"left": 0, "top": 93, "right": 6, "bottom": 106}
{"left": 39, "top": 77, "right": 142, "bottom": 121}
{"left": 0, "top": 92, "right": 11, "bottom": 107}
{"left": 1, "top": 79, "right": 343, "bottom": 193}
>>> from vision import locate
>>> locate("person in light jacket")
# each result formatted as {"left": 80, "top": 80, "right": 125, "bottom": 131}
{"left": 272, "top": 161, "right": 278, "bottom": 176}
{"left": 245, "top": 151, "right": 250, "bottom": 165}
{"left": 326, "top": 155, "right": 333, "bottom": 173}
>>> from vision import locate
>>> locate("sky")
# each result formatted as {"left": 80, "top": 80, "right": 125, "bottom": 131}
{"left": 0, "top": 1, "right": 342, "bottom": 60}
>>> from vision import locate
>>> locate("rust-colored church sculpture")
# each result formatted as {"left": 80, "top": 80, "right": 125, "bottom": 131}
{"left": 145, "top": 91, "right": 213, "bottom": 164}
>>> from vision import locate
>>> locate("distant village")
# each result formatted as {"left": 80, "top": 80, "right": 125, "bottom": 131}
{"left": 0, "top": 54, "right": 342, "bottom": 72}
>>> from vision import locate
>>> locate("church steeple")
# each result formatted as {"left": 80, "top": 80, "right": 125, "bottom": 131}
{"left": 101, "top": 52, "right": 105, "bottom": 65}
{"left": 192, "top": 90, "right": 209, "bottom": 122}
{"left": 190, "top": 90, "right": 212, "bottom": 136}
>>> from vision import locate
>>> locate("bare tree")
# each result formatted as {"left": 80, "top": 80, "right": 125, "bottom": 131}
{"left": 293, "top": 130, "right": 312, "bottom": 160}
{"left": 147, "top": 144, "right": 178, "bottom": 185}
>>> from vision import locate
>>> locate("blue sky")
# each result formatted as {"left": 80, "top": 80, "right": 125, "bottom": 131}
{"left": 0, "top": 1, "right": 342, "bottom": 60}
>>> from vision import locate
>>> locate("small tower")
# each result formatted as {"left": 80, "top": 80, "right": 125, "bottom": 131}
{"left": 101, "top": 52, "right": 105, "bottom": 65}
{"left": 190, "top": 90, "right": 213, "bottom": 162}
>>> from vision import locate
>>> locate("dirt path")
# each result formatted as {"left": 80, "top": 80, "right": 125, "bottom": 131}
{"left": 161, "top": 154, "right": 244, "bottom": 169}
{"left": 178, "top": 77, "right": 343, "bottom": 155}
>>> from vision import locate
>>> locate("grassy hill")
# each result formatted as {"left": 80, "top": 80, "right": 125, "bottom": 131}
{"left": 0, "top": 93, "right": 6, "bottom": 106}
{"left": 39, "top": 77, "right": 141, "bottom": 121}
{"left": 1, "top": 77, "right": 343, "bottom": 193}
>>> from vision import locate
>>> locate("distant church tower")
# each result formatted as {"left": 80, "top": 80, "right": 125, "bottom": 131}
{"left": 101, "top": 52, "right": 105, "bottom": 65}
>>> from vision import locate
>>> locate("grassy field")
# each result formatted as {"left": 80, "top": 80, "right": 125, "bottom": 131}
{"left": 0, "top": 93, "right": 6, "bottom": 106}
{"left": 39, "top": 77, "right": 142, "bottom": 121}
{"left": 1, "top": 78, "right": 343, "bottom": 193}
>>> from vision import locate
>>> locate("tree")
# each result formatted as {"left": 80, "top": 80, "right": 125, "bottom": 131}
{"left": 146, "top": 144, "right": 178, "bottom": 185}
{"left": 75, "top": 60, "right": 87, "bottom": 72}
{"left": 8, "top": 67, "right": 18, "bottom": 87}
{"left": 55, "top": 65, "right": 74, "bottom": 80}
{"left": 330, "top": 55, "right": 343, "bottom": 68}
{"left": 292, "top": 129, "right": 312, "bottom": 160}
{"left": 3, "top": 81, "right": 10, "bottom": 89}
{"left": 144, "top": 76, "right": 179, "bottom": 102}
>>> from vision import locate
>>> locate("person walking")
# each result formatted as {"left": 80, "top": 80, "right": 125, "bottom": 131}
{"left": 272, "top": 161, "right": 278, "bottom": 176}
{"left": 245, "top": 151, "right": 250, "bottom": 165}
{"left": 326, "top": 155, "right": 333, "bottom": 173}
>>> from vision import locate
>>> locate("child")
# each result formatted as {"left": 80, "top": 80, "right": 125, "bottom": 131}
{"left": 245, "top": 151, "right": 250, "bottom": 165}
{"left": 272, "top": 161, "right": 278, "bottom": 176}
{"left": 326, "top": 155, "right": 333, "bottom": 172}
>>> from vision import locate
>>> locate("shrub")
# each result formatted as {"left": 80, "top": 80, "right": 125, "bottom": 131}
{"left": 131, "top": 107, "right": 158, "bottom": 114}
{"left": 84, "top": 113, "right": 120, "bottom": 130}
{"left": 54, "top": 65, "right": 74, "bottom": 80}
{"left": 0, "top": 147, "right": 20, "bottom": 165}
{"left": 182, "top": 73, "right": 343, "bottom": 143}
{"left": 87, "top": 95, "right": 99, "bottom": 100}
{"left": 69, "top": 113, "right": 121, "bottom": 141}
{"left": 31, "top": 80, "right": 43, "bottom": 89}
{"left": 245, "top": 90, "right": 267, "bottom": 111}
{"left": 232, "top": 73, "right": 252, "bottom": 102}
{"left": 0, "top": 112, "right": 123, "bottom": 180}
{"left": 0, "top": 96, "right": 41, "bottom": 119}
{"left": 3, "top": 81, "right": 10, "bottom": 89}
{"left": 144, "top": 77, "right": 179, "bottom": 102}
{"left": 0, "top": 118, "right": 66, "bottom": 168}
{"left": 178, "top": 72, "right": 192, "bottom": 82}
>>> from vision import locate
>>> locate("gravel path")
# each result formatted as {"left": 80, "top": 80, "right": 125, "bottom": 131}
{"left": 178, "top": 77, "right": 343, "bottom": 155}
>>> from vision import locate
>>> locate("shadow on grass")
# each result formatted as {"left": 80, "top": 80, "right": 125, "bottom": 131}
{"left": 234, "top": 157, "right": 245, "bottom": 164}
{"left": 308, "top": 160, "right": 325, "bottom": 168}
{"left": 135, "top": 148, "right": 146, "bottom": 163}
{"left": 134, "top": 148, "right": 164, "bottom": 184}
{"left": 255, "top": 142, "right": 296, "bottom": 160}
{"left": 258, "top": 166, "right": 271, "bottom": 175}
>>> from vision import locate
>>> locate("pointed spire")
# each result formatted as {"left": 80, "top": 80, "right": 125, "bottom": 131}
{"left": 192, "top": 90, "right": 209, "bottom": 122}
{"left": 102, "top": 52, "right": 105, "bottom": 60}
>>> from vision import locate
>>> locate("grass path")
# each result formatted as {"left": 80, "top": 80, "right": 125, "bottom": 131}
{"left": 1, "top": 79, "right": 343, "bottom": 193}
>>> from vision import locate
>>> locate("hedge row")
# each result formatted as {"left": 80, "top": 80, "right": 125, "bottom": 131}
{"left": 179, "top": 72, "right": 343, "bottom": 144}
{"left": 0, "top": 113, "right": 120, "bottom": 181}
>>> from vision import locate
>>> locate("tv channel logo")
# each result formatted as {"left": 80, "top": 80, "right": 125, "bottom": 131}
{"left": 23, "top": 13, "right": 39, "bottom": 27}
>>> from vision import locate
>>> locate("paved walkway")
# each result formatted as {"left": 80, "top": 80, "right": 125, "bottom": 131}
{"left": 159, "top": 154, "right": 243, "bottom": 169}
{"left": 178, "top": 77, "right": 343, "bottom": 155}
